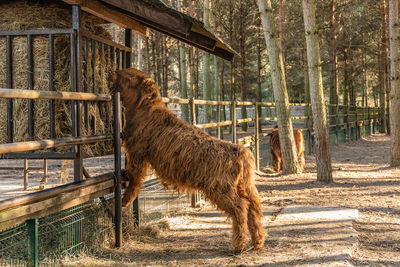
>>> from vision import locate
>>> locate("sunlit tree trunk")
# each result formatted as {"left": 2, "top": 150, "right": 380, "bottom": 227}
{"left": 257, "top": 0, "right": 301, "bottom": 174}
{"left": 239, "top": 0, "right": 248, "bottom": 131}
{"left": 161, "top": 34, "right": 168, "bottom": 97}
{"left": 145, "top": 36, "right": 151, "bottom": 74}
{"left": 202, "top": 0, "right": 212, "bottom": 122}
{"left": 329, "top": 0, "right": 338, "bottom": 124}
{"left": 380, "top": 0, "right": 388, "bottom": 133}
{"left": 257, "top": 18, "right": 263, "bottom": 132}
{"left": 302, "top": 0, "right": 333, "bottom": 182}
{"left": 177, "top": 0, "right": 189, "bottom": 121}
{"left": 279, "top": 0, "right": 285, "bottom": 64}
{"left": 388, "top": 0, "right": 400, "bottom": 166}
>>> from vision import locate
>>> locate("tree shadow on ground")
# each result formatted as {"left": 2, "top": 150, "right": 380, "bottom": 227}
{"left": 257, "top": 179, "right": 400, "bottom": 192}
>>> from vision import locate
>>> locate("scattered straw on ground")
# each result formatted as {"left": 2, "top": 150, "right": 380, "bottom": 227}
{"left": 56, "top": 133, "right": 400, "bottom": 266}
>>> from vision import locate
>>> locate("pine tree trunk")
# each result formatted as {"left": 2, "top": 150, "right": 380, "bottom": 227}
{"left": 329, "top": 0, "right": 338, "bottom": 125}
{"left": 380, "top": 0, "right": 388, "bottom": 133}
{"left": 279, "top": 0, "right": 285, "bottom": 64}
{"left": 161, "top": 35, "right": 168, "bottom": 97}
{"left": 239, "top": 6, "right": 248, "bottom": 132}
{"left": 221, "top": 60, "right": 227, "bottom": 122}
{"left": 202, "top": 0, "right": 212, "bottom": 122}
{"left": 362, "top": 34, "right": 368, "bottom": 107}
{"left": 177, "top": 0, "right": 189, "bottom": 121}
{"left": 302, "top": 0, "right": 333, "bottom": 182}
{"left": 137, "top": 36, "right": 142, "bottom": 70}
{"left": 257, "top": 0, "right": 301, "bottom": 174}
{"left": 343, "top": 48, "right": 349, "bottom": 107}
{"left": 389, "top": 0, "right": 400, "bottom": 166}
{"left": 257, "top": 19, "right": 263, "bottom": 132}
{"left": 145, "top": 36, "right": 151, "bottom": 74}
{"left": 155, "top": 33, "right": 162, "bottom": 87}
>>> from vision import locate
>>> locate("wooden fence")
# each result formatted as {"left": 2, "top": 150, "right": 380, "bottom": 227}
{"left": 161, "top": 97, "right": 380, "bottom": 171}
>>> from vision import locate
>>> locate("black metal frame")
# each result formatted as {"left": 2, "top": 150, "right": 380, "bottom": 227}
{"left": 0, "top": 5, "right": 130, "bottom": 248}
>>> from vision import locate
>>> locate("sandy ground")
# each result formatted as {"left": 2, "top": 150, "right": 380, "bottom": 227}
{"left": 57, "top": 134, "right": 400, "bottom": 266}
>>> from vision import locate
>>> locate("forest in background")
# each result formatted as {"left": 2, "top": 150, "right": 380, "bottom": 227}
{"left": 118, "top": 0, "right": 387, "bottom": 113}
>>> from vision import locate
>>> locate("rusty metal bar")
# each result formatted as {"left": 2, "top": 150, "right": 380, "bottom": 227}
{"left": 24, "top": 159, "right": 28, "bottom": 190}
{"left": 116, "top": 48, "right": 120, "bottom": 70}
{"left": 232, "top": 101, "right": 237, "bottom": 144}
{"left": 0, "top": 29, "right": 74, "bottom": 36}
{"left": 82, "top": 30, "right": 130, "bottom": 52}
{"left": 49, "top": 34, "right": 55, "bottom": 141}
{"left": 113, "top": 92, "right": 122, "bottom": 247}
{"left": 6, "top": 35, "right": 13, "bottom": 143}
{"left": 83, "top": 37, "right": 89, "bottom": 131}
{"left": 72, "top": 4, "right": 83, "bottom": 182}
{"left": 125, "top": 29, "right": 132, "bottom": 67}
{"left": 27, "top": 34, "right": 34, "bottom": 140}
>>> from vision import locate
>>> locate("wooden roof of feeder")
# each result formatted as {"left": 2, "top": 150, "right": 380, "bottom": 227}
{"left": 63, "top": 0, "right": 237, "bottom": 61}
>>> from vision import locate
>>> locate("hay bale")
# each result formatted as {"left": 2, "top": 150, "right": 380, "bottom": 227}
{"left": 0, "top": 1, "right": 115, "bottom": 155}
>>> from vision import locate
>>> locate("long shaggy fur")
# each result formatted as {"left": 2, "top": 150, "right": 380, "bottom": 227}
{"left": 111, "top": 68, "right": 266, "bottom": 251}
{"left": 269, "top": 126, "right": 305, "bottom": 172}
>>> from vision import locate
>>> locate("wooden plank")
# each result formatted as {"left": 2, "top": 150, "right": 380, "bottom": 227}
{"left": 237, "top": 118, "right": 254, "bottom": 124}
{"left": 0, "top": 179, "right": 114, "bottom": 224}
{"left": 0, "top": 135, "right": 112, "bottom": 154}
{"left": 0, "top": 88, "right": 111, "bottom": 101}
{"left": 0, "top": 187, "right": 113, "bottom": 232}
{"left": 63, "top": 0, "right": 148, "bottom": 37}
{"left": 236, "top": 101, "right": 254, "bottom": 106}
{"left": 161, "top": 97, "right": 190, "bottom": 105}
{"left": 193, "top": 99, "right": 231, "bottom": 105}
{"left": 0, "top": 166, "right": 43, "bottom": 170}
{"left": 195, "top": 120, "right": 232, "bottom": 129}
{"left": 0, "top": 172, "right": 117, "bottom": 211}
{"left": 82, "top": 30, "right": 131, "bottom": 52}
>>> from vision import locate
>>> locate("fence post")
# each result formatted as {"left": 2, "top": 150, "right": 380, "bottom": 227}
{"left": 255, "top": 103, "right": 260, "bottom": 171}
{"left": 232, "top": 101, "right": 237, "bottom": 144}
{"left": 217, "top": 96, "right": 221, "bottom": 139}
{"left": 72, "top": 5, "right": 83, "bottom": 182}
{"left": 307, "top": 104, "right": 312, "bottom": 155}
{"left": 346, "top": 105, "right": 350, "bottom": 142}
{"left": 335, "top": 104, "right": 339, "bottom": 145}
{"left": 355, "top": 106, "right": 358, "bottom": 140}
{"left": 24, "top": 159, "right": 28, "bottom": 190}
{"left": 113, "top": 92, "right": 123, "bottom": 246}
{"left": 27, "top": 218, "right": 38, "bottom": 267}
{"left": 189, "top": 97, "right": 201, "bottom": 207}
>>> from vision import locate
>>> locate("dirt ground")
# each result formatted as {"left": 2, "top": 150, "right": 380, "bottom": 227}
{"left": 58, "top": 133, "right": 400, "bottom": 266}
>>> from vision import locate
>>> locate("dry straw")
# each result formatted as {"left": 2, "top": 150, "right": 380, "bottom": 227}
{"left": 0, "top": 1, "right": 115, "bottom": 155}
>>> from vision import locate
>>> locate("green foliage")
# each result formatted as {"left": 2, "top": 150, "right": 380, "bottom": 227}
{"left": 143, "top": 0, "right": 383, "bottom": 108}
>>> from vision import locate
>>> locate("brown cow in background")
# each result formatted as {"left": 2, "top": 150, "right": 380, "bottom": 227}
{"left": 268, "top": 126, "right": 305, "bottom": 172}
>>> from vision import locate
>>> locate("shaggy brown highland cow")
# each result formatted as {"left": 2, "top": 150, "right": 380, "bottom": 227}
{"left": 269, "top": 126, "right": 305, "bottom": 172}
{"left": 111, "top": 68, "right": 265, "bottom": 252}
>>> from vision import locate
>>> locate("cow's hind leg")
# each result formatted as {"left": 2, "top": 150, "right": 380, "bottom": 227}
{"left": 209, "top": 183, "right": 249, "bottom": 252}
{"left": 246, "top": 183, "right": 266, "bottom": 250}
{"left": 272, "top": 151, "right": 281, "bottom": 172}
{"left": 122, "top": 160, "right": 150, "bottom": 207}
